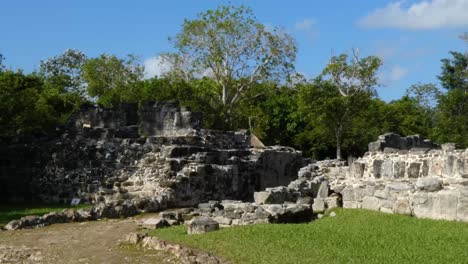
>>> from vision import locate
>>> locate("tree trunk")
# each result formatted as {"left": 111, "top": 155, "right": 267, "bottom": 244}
{"left": 335, "top": 129, "right": 342, "bottom": 160}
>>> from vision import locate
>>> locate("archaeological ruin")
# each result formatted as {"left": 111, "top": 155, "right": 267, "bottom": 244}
{"left": 1, "top": 102, "right": 467, "bottom": 230}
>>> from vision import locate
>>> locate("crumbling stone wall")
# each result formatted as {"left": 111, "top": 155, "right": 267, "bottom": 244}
{"left": 0, "top": 102, "right": 304, "bottom": 209}
{"left": 323, "top": 134, "right": 468, "bottom": 222}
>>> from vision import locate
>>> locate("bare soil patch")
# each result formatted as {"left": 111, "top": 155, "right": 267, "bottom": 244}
{"left": 0, "top": 216, "right": 179, "bottom": 264}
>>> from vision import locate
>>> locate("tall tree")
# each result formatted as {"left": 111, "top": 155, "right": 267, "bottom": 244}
{"left": 438, "top": 51, "right": 467, "bottom": 93}
{"left": 83, "top": 54, "right": 144, "bottom": 107}
{"left": 0, "top": 54, "right": 5, "bottom": 72}
{"left": 39, "top": 49, "right": 88, "bottom": 96}
{"left": 321, "top": 50, "right": 382, "bottom": 159}
{"left": 167, "top": 5, "right": 297, "bottom": 127}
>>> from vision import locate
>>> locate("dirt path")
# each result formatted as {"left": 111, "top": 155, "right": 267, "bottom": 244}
{"left": 0, "top": 215, "right": 180, "bottom": 264}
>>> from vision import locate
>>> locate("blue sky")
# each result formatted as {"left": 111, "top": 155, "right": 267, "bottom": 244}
{"left": 1, "top": 0, "right": 467, "bottom": 101}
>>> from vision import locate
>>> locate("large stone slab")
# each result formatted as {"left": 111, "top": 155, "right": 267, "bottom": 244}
{"left": 187, "top": 217, "right": 219, "bottom": 234}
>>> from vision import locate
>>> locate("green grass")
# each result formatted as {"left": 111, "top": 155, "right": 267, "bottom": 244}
{"left": 0, "top": 204, "right": 91, "bottom": 226}
{"left": 151, "top": 209, "right": 468, "bottom": 264}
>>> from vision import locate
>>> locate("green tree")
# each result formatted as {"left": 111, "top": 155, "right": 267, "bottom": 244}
{"left": 432, "top": 88, "right": 468, "bottom": 147}
{"left": 83, "top": 54, "right": 144, "bottom": 107}
{"left": 168, "top": 5, "right": 297, "bottom": 128}
{"left": 0, "top": 54, "right": 5, "bottom": 72}
{"left": 321, "top": 50, "right": 382, "bottom": 159}
{"left": 0, "top": 70, "right": 81, "bottom": 139}
{"left": 438, "top": 51, "right": 467, "bottom": 93}
{"left": 405, "top": 83, "right": 440, "bottom": 110}
{"left": 39, "top": 49, "right": 88, "bottom": 96}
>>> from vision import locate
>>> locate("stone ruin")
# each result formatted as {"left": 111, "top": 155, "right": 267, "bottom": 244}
{"left": 0, "top": 102, "right": 304, "bottom": 212}
{"left": 2, "top": 107, "right": 468, "bottom": 230}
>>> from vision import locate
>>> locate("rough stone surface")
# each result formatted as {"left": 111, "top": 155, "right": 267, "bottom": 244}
{"left": 142, "top": 218, "right": 170, "bottom": 229}
{"left": 322, "top": 133, "right": 468, "bottom": 222}
{"left": 0, "top": 102, "right": 304, "bottom": 212}
{"left": 187, "top": 217, "right": 220, "bottom": 234}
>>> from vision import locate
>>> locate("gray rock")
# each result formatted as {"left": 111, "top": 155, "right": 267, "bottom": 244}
{"left": 142, "top": 218, "right": 170, "bottom": 229}
{"left": 362, "top": 196, "right": 381, "bottom": 211}
{"left": 317, "top": 181, "right": 329, "bottom": 198}
{"left": 187, "top": 217, "right": 219, "bottom": 234}
{"left": 393, "top": 197, "right": 411, "bottom": 215}
{"left": 416, "top": 177, "right": 442, "bottom": 192}
{"left": 312, "top": 198, "right": 326, "bottom": 213}
{"left": 212, "top": 216, "right": 232, "bottom": 226}
{"left": 254, "top": 186, "right": 290, "bottom": 204}
{"left": 329, "top": 211, "right": 336, "bottom": 217}
{"left": 296, "top": 196, "right": 313, "bottom": 205}
{"left": 325, "top": 194, "right": 341, "bottom": 209}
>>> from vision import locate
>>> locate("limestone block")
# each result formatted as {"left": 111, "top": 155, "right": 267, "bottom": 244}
{"left": 317, "top": 181, "right": 329, "bottom": 198}
{"left": 421, "top": 160, "right": 429, "bottom": 177}
{"left": 443, "top": 155, "right": 457, "bottom": 177}
{"left": 325, "top": 194, "right": 341, "bottom": 209}
{"left": 416, "top": 177, "right": 442, "bottom": 192}
{"left": 362, "top": 196, "right": 381, "bottom": 211}
{"left": 393, "top": 197, "right": 411, "bottom": 215}
{"left": 187, "top": 217, "right": 219, "bottom": 234}
{"left": 142, "top": 218, "right": 170, "bottom": 229}
{"left": 350, "top": 162, "right": 365, "bottom": 179}
{"left": 433, "top": 189, "right": 458, "bottom": 221}
{"left": 393, "top": 161, "right": 406, "bottom": 178}
{"left": 254, "top": 186, "right": 290, "bottom": 204}
{"left": 343, "top": 201, "right": 360, "bottom": 209}
{"left": 373, "top": 160, "right": 384, "bottom": 178}
{"left": 296, "top": 196, "right": 313, "bottom": 205}
{"left": 341, "top": 186, "right": 355, "bottom": 201}
{"left": 386, "top": 182, "right": 412, "bottom": 192}
{"left": 456, "top": 189, "right": 468, "bottom": 221}
{"left": 381, "top": 160, "right": 394, "bottom": 178}
{"left": 408, "top": 163, "right": 421, "bottom": 178}
{"left": 441, "top": 143, "right": 456, "bottom": 151}
{"left": 411, "top": 191, "right": 434, "bottom": 219}
{"left": 312, "top": 198, "right": 326, "bottom": 213}
{"left": 429, "top": 159, "right": 443, "bottom": 176}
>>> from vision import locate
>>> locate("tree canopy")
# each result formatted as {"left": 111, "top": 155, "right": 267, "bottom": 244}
{"left": 0, "top": 4, "right": 466, "bottom": 156}
{"left": 167, "top": 5, "right": 297, "bottom": 127}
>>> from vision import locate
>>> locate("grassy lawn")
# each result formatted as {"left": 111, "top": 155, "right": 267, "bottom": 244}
{"left": 0, "top": 204, "right": 90, "bottom": 226}
{"left": 151, "top": 209, "right": 468, "bottom": 264}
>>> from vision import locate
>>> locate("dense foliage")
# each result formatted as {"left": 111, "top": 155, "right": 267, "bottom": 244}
{"left": 0, "top": 5, "right": 466, "bottom": 159}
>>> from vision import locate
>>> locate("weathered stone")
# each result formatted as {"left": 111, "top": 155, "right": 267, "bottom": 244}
{"left": 362, "top": 196, "right": 381, "bottom": 211}
{"left": 324, "top": 194, "right": 341, "bottom": 209}
{"left": 349, "top": 162, "right": 365, "bottom": 178}
{"left": 253, "top": 186, "right": 290, "bottom": 204}
{"left": 416, "top": 177, "right": 442, "bottom": 192}
{"left": 408, "top": 163, "right": 421, "bottom": 178}
{"left": 312, "top": 198, "right": 326, "bottom": 213}
{"left": 316, "top": 181, "right": 329, "bottom": 198}
{"left": 381, "top": 160, "right": 393, "bottom": 178}
{"left": 212, "top": 216, "right": 232, "bottom": 226}
{"left": 393, "top": 161, "right": 406, "bottom": 178}
{"left": 433, "top": 189, "right": 458, "bottom": 220}
{"left": 373, "top": 160, "right": 384, "bottom": 178}
{"left": 296, "top": 196, "right": 313, "bottom": 205}
{"left": 187, "top": 217, "right": 219, "bottom": 235}
{"left": 143, "top": 218, "right": 170, "bottom": 229}
{"left": 393, "top": 197, "right": 411, "bottom": 215}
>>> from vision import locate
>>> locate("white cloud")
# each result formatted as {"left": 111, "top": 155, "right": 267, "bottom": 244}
{"left": 295, "top": 19, "right": 316, "bottom": 31}
{"left": 143, "top": 55, "right": 172, "bottom": 79}
{"left": 358, "top": 0, "right": 468, "bottom": 30}
{"left": 389, "top": 65, "right": 408, "bottom": 81}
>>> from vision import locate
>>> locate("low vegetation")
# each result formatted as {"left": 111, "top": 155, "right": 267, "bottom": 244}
{"left": 151, "top": 209, "right": 468, "bottom": 264}
{"left": 0, "top": 204, "right": 90, "bottom": 226}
